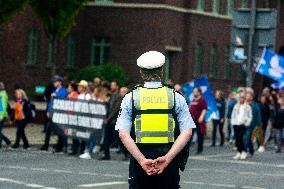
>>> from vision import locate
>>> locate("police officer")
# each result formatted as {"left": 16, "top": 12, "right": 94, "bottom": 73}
{"left": 116, "top": 51, "right": 196, "bottom": 189}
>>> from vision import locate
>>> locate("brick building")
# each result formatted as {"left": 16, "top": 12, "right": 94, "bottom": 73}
{"left": 0, "top": 0, "right": 284, "bottom": 95}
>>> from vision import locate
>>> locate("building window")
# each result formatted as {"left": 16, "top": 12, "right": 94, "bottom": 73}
{"left": 66, "top": 35, "right": 75, "bottom": 67}
{"left": 194, "top": 42, "right": 204, "bottom": 76}
{"left": 95, "top": 0, "right": 113, "bottom": 3}
{"left": 197, "top": 0, "right": 205, "bottom": 11}
{"left": 90, "top": 37, "right": 111, "bottom": 66}
{"left": 224, "top": 46, "right": 231, "bottom": 79}
{"left": 227, "top": 0, "right": 234, "bottom": 16}
{"left": 47, "top": 36, "right": 55, "bottom": 66}
{"left": 209, "top": 43, "right": 218, "bottom": 77}
{"left": 277, "top": 0, "right": 284, "bottom": 23}
{"left": 27, "top": 29, "right": 38, "bottom": 65}
{"left": 264, "top": 0, "right": 270, "bottom": 8}
{"left": 212, "top": 0, "right": 220, "bottom": 14}
{"left": 241, "top": 0, "right": 248, "bottom": 8}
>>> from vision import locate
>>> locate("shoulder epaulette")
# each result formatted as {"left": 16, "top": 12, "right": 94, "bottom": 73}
{"left": 130, "top": 84, "right": 143, "bottom": 91}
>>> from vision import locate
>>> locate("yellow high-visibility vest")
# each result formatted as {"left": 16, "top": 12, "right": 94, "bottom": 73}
{"left": 132, "top": 86, "right": 176, "bottom": 144}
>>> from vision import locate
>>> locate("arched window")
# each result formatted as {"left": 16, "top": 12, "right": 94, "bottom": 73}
{"left": 66, "top": 34, "right": 75, "bottom": 67}
{"left": 47, "top": 35, "right": 54, "bottom": 66}
{"left": 227, "top": 0, "right": 234, "bottom": 16}
{"left": 212, "top": 0, "right": 220, "bottom": 14}
{"left": 224, "top": 46, "right": 231, "bottom": 79}
{"left": 197, "top": 0, "right": 205, "bottom": 11}
{"left": 194, "top": 41, "right": 204, "bottom": 75}
{"left": 210, "top": 43, "right": 218, "bottom": 77}
{"left": 27, "top": 29, "right": 38, "bottom": 65}
{"left": 264, "top": 0, "right": 270, "bottom": 8}
{"left": 90, "top": 37, "right": 111, "bottom": 66}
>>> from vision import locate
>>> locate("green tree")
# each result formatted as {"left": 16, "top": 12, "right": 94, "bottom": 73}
{"left": 100, "top": 64, "right": 128, "bottom": 86}
{"left": 68, "top": 64, "right": 128, "bottom": 86}
{"left": 29, "top": 0, "right": 89, "bottom": 75}
{"left": 0, "top": 0, "right": 27, "bottom": 27}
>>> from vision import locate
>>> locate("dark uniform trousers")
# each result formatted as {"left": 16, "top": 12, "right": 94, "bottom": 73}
{"left": 129, "top": 145, "right": 180, "bottom": 189}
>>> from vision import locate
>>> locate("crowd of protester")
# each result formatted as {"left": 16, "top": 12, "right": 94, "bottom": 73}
{"left": 38, "top": 76, "right": 129, "bottom": 160}
{"left": 0, "top": 77, "right": 283, "bottom": 161}
{"left": 186, "top": 85, "right": 284, "bottom": 158}
{"left": 210, "top": 86, "right": 284, "bottom": 160}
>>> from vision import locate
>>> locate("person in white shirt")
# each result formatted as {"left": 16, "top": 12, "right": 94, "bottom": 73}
{"left": 231, "top": 94, "right": 252, "bottom": 160}
{"left": 79, "top": 84, "right": 108, "bottom": 160}
{"left": 78, "top": 80, "right": 92, "bottom": 100}
{"left": 70, "top": 80, "right": 92, "bottom": 157}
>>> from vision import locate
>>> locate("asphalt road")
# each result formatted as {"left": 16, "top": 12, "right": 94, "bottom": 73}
{"left": 0, "top": 143, "right": 283, "bottom": 189}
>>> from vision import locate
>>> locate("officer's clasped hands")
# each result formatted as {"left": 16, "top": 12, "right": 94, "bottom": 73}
{"left": 140, "top": 155, "right": 171, "bottom": 176}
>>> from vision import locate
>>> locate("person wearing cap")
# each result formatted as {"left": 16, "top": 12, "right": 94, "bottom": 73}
{"left": 73, "top": 80, "right": 93, "bottom": 159}
{"left": 41, "top": 76, "right": 68, "bottom": 152}
{"left": 116, "top": 51, "right": 195, "bottom": 189}
{"left": 0, "top": 82, "right": 11, "bottom": 148}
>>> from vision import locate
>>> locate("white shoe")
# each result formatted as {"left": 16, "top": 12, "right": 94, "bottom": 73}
{"left": 233, "top": 152, "right": 241, "bottom": 160}
{"left": 240, "top": 152, "right": 247, "bottom": 160}
{"left": 258, "top": 146, "right": 265, "bottom": 153}
{"left": 79, "top": 152, "right": 92, "bottom": 160}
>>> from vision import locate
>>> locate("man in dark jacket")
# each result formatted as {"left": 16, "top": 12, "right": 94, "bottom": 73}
{"left": 275, "top": 96, "right": 284, "bottom": 153}
{"left": 243, "top": 91, "right": 261, "bottom": 158}
{"left": 100, "top": 81, "right": 123, "bottom": 160}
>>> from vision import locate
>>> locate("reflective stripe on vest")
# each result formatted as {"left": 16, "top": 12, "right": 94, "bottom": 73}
{"left": 132, "top": 86, "right": 175, "bottom": 144}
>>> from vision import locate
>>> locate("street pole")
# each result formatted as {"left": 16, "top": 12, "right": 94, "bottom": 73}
{"left": 246, "top": 0, "right": 256, "bottom": 87}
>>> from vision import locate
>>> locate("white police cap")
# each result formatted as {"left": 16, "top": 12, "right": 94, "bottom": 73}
{"left": 137, "top": 51, "right": 165, "bottom": 69}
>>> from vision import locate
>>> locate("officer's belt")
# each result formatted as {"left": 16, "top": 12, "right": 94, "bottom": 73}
{"left": 137, "top": 144, "right": 172, "bottom": 153}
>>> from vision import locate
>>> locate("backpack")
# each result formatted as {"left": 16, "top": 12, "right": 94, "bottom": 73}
{"left": 29, "top": 103, "right": 36, "bottom": 122}
{"left": 24, "top": 101, "right": 36, "bottom": 123}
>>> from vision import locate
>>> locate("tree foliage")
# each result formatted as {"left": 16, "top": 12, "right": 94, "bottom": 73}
{"left": 29, "top": 0, "right": 89, "bottom": 40}
{"left": 0, "top": 0, "right": 27, "bottom": 27}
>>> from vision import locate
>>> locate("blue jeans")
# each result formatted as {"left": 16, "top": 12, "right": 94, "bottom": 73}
{"left": 87, "top": 139, "right": 96, "bottom": 154}
{"left": 227, "top": 119, "right": 234, "bottom": 141}
{"left": 243, "top": 126, "right": 254, "bottom": 155}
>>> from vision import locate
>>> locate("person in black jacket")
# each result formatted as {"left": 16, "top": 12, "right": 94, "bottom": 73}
{"left": 100, "top": 81, "right": 122, "bottom": 160}
{"left": 226, "top": 92, "right": 237, "bottom": 143}
{"left": 42, "top": 82, "right": 55, "bottom": 133}
{"left": 211, "top": 90, "right": 226, "bottom": 147}
{"left": 12, "top": 89, "right": 30, "bottom": 149}
{"left": 259, "top": 95, "right": 270, "bottom": 140}
{"left": 275, "top": 96, "right": 284, "bottom": 153}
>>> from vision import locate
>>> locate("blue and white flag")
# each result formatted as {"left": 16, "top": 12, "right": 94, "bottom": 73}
{"left": 256, "top": 49, "right": 284, "bottom": 82}
{"left": 271, "top": 81, "right": 284, "bottom": 90}
{"left": 182, "top": 76, "right": 219, "bottom": 122}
